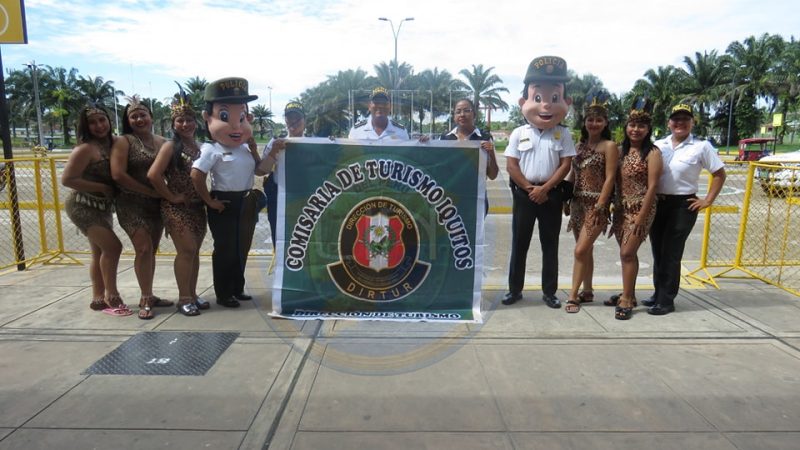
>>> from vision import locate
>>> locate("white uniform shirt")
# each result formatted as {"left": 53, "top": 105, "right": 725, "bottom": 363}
{"left": 348, "top": 115, "right": 409, "bottom": 140}
{"left": 504, "top": 124, "right": 576, "bottom": 184}
{"left": 654, "top": 134, "right": 724, "bottom": 195}
{"left": 192, "top": 142, "right": 256, "bottom": 192}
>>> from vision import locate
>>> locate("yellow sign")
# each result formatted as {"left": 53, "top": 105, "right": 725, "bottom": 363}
{"left": 772, "top": 113, "right": 784, "bottom": 127}
{"left": 761, "top": 126, "right": 766, "bottom": 135}
{"left": 0, "top": 0, "right": 27, "bottom": 44}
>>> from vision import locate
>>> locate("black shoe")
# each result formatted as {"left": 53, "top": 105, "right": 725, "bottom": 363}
{"left": 216, "top": 297, "right": 241, "bottom": 308}
{"left": 502, "top": 292, "right": 522, "bottom": 305}
{"left": 233, "top": 293, "right": 252, "bottom": 301}
{"left": 647, "top": 304, "right": 675, "bottom": 315}
{"left": 641, "top": 296, "right": 657, "bottom": 307}
{"left": 542, "top": 294, "right": 561, "bottom": 309}
{"left": 604, "top": 293, "right": 622, "bottom": 307}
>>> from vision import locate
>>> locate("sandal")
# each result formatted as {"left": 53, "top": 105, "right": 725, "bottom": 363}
{"left": 138, "top": 296, "right": 155, "bottom": 320}
{"left": 90, "top": 298, "right": 107, "bottom": 311}
{"left": 102, "top": 295, "right": 133, "bottom": 317}
{"left": 177, "top": 302, "right": 201, "bottom": 317}
{"left": 565, "top": 300, "right": 581, "bottom": 314}
{"left": 604, "top": 293, "right": 622, "bottom": 307}
{"left": 577, "top": 290, "right": 594, "bottom": 303}
{"left": 151, "top": 296, "right": 174, "bottom": 308}
{"left": 194, "top": 296, "right": 211, "bottom": 310}
{"left": 614, "top": 297, "right": 637, "bottom": 320}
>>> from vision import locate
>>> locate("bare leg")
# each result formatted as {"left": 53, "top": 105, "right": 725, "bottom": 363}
{"left": 88, "top": 241, "right": 104, "bottom": 301}
{"left": 171, "top": 231, "right": 200, "bottom": 302}
{"left": 129, "top": 227, "right": 155, "bottom": 298}
{"left": 619, "top": 234, "right": 647, "bottom": 303}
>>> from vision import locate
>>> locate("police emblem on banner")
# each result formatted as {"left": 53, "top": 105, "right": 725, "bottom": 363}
{"left": 328, "top": 197, "right": 430, "bottom": 302}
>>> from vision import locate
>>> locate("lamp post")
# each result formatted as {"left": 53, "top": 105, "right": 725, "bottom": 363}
{"left": 725, "top": 64, "right": 746, "bottom": 153}
{"left": 378, "top": 17, "right": 414, "bottom": 116}
{"left": 267, "top": 86, "right": 272, "bottom": 112}
{"left": 24, "top": 61, "right": 45, "bottom": 146}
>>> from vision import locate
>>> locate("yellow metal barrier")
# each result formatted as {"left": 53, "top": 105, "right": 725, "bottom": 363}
{"left": 688, "top": 160, "right": 800, "bottom": 296}
{"left": 1, "top": 155, "right": 276, "bottom": 271}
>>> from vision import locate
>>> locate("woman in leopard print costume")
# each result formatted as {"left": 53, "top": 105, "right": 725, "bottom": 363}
{"left": 148, "top": 89, "right": 207, "bottom": 316}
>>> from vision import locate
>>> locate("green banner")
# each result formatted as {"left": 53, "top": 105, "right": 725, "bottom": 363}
{"left": 271, "top": 139, "right": 485, "bottom": 322}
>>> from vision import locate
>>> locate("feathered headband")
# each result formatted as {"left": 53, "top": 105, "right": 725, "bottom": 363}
{"left": 584, "top": 87, "right": 610, "bottom": 117}
{"left": 83, "top": 99, "right": 106, "bottom": 117}
{"left": 171, "top": 81, "right": 196, "bottom": 119}
{"left": 125, "top": 95, "right": 149, "bottom": 114}
{"left": 627, "top": 97, "right": 654, "bottom": 125}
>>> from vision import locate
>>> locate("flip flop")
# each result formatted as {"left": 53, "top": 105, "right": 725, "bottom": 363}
{"left": 102, "top": 306, "right": 133, "bottom": 317}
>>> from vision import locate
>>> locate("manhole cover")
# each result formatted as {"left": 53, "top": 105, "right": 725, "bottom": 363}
{"left": 83, "top": 332, "right": 239, "bottom": 376}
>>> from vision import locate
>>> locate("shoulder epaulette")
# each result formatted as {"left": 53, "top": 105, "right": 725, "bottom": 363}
{"left": 390, "top": 118, "right": 405, "bottom": 128}
{"left": 354, "top": 119, "right": 367, "bottom": 127}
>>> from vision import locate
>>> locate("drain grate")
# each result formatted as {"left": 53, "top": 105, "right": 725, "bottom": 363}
{"left": 83, "top": 332, "right": 239, "bottom": 376}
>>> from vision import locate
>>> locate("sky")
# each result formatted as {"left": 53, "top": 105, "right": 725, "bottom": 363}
{"left": 3, "top": 0, "right": 799, "bottom": 123}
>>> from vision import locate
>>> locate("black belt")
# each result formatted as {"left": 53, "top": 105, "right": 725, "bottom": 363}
{"left": 211, "top": 190, "right": 250, "bottom": 200}
{"left": 658, "top": 193, "right": 696, "bottom": 200}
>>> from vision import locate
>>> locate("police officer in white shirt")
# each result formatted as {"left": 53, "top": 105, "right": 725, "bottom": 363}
{"left": 348, "top": 87, "right": 409, "bottom": 140}
{"left": 646, "top": 103, "right": 726, "bottom": 315}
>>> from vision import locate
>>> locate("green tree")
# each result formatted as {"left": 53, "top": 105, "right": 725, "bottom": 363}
{"left": 567, "top": 72, "right": 605, "bottom": 129}
{"left": 4, "top": 69, "right": 35, "bottom": 139}
{"left": 632, "top": 65, "right": 684, "bottom": 132}
{"left": 251, "top": 104, "right": 274, "bottom": 139}
{"left": 43, "top": 66, "right": 83, "bottom": 145}
{"left": 453, "top": 64, "right": 509, "bottom": 129}
{"left": 417, "top": 68, "right": 456, "bottom": 133}
{"left": 771, "top": 36, "right": 800, "bottom": 143}
{"left": 679, "top": 50, "right": 725, "bottom": 136}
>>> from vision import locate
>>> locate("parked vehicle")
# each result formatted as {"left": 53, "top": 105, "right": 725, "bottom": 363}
{"left": 736, "top": 137, "right": 775, "bottom": 161}
{"left": 757, "top": 150, "right": 800, "bottom": 197}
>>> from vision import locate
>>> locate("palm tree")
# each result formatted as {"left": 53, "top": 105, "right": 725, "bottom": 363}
{"left": 772, "top": 36, "right": 800, "bottom": 143}
{"left": 417, "top": 68, "right": 455, "bottom": 132}
{"left": 250, "top": 104, "right": 274, "bottom": 139}
{"left": 77, "top": 75, "right": 124, "bottom": 131}
{"left": 679, "top": 51, "right": 725, "bottom": 136}
{"left": 4, "top": 69, "right": 35, "bottom": 139}
{"left": 373, "top": 61, "right": 414, "bottom": 91}
{"left": 453, "top": 64, "right": 509, "bottom": 129}
{"left": 724, "top": 33, "right": 785, "bottom": 140}
{"left": 632, "top": 65, "right": 684, "bottom": 134}
{"left": 727, "top": 34, "right": 785, "bottom": 111}
{"left": 43, "top": 66, "right": 83, "bottom": 145}
{"left": 184, "top": 76, "right": 208, "bottom": 113}
{"left": 567, "top": 71, "right": 605, "bottom": 129}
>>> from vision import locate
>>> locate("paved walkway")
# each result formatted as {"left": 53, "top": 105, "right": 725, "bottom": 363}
{"left": 2, "top": 155, "right": 800, "bottom": 449}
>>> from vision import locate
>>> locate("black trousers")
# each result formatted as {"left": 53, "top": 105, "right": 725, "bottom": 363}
{"left": 649, "top": 194, "right": 698, "bottom": 307}
{"left": 263, "top": 173, "right": 278, "bottom": 245}
{"left": 508, "top": 184, "right": 563, "bottom": 296}
{"left": 207, "top": 190, "right": 256, "bottom": 301}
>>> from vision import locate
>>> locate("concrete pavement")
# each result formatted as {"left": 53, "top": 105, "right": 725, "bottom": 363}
{"left": 1, "top": 157, "right": 800, "bottom": 449}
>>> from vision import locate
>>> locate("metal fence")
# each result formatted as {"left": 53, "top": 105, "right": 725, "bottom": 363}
{"left": 3, "top": 155, "right": 799, "bottom": 297}
{"left": 0, "top": 155, "right": 275, "bottom": 272}
{"left": 688, "top": 160, "right": 800, "bottom": 296}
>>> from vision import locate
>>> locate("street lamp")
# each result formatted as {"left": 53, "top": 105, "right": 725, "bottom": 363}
{"left": 725, "top": 64, "right": 746, "bottom": 152}
{"left": 378, "top": 16, "right": 414, "bottom": 116}
{"left": 24, "top": 61, "right": 45, "bottom": 146}
{"left": 267, "top": 86, "right": 273, "bottom": 112}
